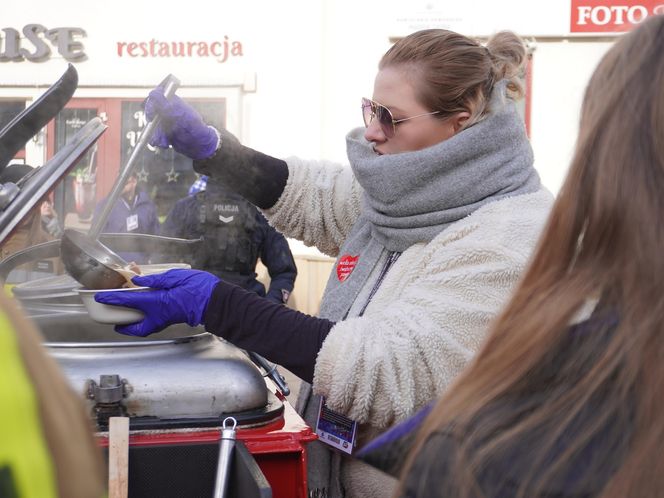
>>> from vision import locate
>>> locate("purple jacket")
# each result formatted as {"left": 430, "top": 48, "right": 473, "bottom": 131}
{"left": 92, "top": 191, "right": 160, "bottom": 236}
{"left": 91, "top": 191, "right": 160, "bottom": 263}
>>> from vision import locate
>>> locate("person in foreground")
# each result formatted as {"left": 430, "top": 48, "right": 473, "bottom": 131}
{"left": 359, "top": 14, "right": 664, "bottom": 498}
{"left": 96, "top": 29, "right": 553, "bottom": 497}
{"left": 0, "top": 290, "right": 104, "bottom": 497}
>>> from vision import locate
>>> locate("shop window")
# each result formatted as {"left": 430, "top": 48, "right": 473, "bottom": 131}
{"left": 0, "top": 101, "right": 27, "bottom": 159}
{"left": 52, "top": 108, "right": 99, "bottom": 223}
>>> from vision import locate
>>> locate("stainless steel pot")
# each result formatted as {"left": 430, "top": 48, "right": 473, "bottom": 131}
{"left": 48, "top": 332, "right": 269, "bottom": 420}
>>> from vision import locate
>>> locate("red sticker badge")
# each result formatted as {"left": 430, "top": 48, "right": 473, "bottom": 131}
{"left": 336, "top": 254, "right": 359, "bottom": 282}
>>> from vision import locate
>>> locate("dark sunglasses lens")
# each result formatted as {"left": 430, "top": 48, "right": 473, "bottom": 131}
{"left": 361, "top": 98, "right": 373, "bottom": 127}
{"left": 361, "top": 98, "right": 395, "bottom": 137}
{"left": 375, "top": 103, "right": 394, "bottom": 137}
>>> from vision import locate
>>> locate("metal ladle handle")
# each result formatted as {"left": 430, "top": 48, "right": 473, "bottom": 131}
{"left": 88, "top": 75, "right": 180, "bottom": 238}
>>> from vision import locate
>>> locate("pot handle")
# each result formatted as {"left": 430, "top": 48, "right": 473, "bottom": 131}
{"left": 213, "top": 416, "right": 237, "bottom": 498}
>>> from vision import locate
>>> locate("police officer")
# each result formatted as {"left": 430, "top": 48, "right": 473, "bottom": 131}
{"left": 161, "top": 176, "right": 297, "bottom": 304}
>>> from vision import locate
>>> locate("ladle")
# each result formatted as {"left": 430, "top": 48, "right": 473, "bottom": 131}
{"left": 60, "top": 74, "right": 180, "bottom": 289}
{"left": 60, "top": 228, "right": 137, "bottom": 289}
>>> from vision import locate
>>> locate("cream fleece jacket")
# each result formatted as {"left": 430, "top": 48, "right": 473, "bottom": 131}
{"left": 267, "top": 156, "right": 553, "bottom": 428}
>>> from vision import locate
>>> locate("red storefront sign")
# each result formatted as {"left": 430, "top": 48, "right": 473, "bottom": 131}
{"left": 570, "top": 0, "right": 664, "bottom": 33}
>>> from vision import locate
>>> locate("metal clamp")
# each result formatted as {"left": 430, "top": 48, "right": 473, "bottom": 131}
{"left": 86, "top": 374, "right": 131, "bottom": 428}
{"left": 87, "top": 374, "right": 130, "bottom": 403}
{"left": 248, "top": 351, "right": 291, "bottom": 396}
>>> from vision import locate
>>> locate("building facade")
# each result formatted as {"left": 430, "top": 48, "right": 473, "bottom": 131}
{"left": 0, "top": 0, "right": 655, "bottom": 222}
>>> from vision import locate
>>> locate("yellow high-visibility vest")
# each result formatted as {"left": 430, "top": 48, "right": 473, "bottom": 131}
{"left": 0, "top": 310, "right": 58, "bottom": 498}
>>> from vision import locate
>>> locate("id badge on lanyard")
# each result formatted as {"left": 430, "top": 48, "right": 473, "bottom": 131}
{"left": 315, "top": 397, "right": 358, "bottom": 455}
{"left": 126, "top": 214, "right": 139, "bottom": 232}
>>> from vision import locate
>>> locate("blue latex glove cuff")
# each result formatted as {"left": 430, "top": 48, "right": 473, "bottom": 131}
{"left": 94, "top": 269, "right": 220, "bottom": 337}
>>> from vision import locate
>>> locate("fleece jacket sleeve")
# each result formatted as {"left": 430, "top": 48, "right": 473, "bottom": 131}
{"left": 264, "top": 157, "right": 363, "bottom": 257}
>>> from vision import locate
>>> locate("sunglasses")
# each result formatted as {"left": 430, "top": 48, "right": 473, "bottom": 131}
{"left": 361, "top": 97, "right": 441, "bottom": 138}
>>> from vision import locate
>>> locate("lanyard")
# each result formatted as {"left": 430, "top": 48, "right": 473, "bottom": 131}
{"left": 357, "top": 251, "right": 401, "bottom": 317}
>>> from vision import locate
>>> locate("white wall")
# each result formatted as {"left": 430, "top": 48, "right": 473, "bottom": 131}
{"left": 529, "top": 40, "right": 612, "bottom": 192}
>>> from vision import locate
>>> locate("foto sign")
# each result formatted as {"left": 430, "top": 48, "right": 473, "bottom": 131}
{"left": 571, "top": 0, "right": 664, "bottom": 33}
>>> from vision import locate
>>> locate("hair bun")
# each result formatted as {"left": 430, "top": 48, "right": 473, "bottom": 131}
{"left": 486, "top": 31, "right": 527, "bottom": 99}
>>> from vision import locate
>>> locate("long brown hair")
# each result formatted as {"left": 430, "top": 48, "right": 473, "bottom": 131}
{"left": 380, "top": 29, "right": 527, "bottom": 127}
{"left": 399, "top": 15, "right": 664, "bottom": 498}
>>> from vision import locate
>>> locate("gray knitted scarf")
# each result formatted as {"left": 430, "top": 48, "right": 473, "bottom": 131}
{"left": 318, "top": 80, "right": 541, "bottom": 322}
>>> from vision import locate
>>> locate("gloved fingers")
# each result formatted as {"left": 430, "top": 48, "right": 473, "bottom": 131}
{"left": 131, "top": 269, "right": 186, "bottom": 289}
{"left": 146, "top": 90, "right": 193, "bottom": 122}
{"left": 114, "top": 323, "right": 144, "bottom": 336}
{"left": 114, "top": 320, "right": 155, "bottom": 337}
{"left": 132, "top": 268, "right": 211, "bottom": 289}
{"left": 94, "top": 288, "right": 165, "bottom": 312}
{"left": 144, "top": 88, "right": 169, "bottom": 121}
{"left": 149, "top": 125, "right": 171, "bottom": 149}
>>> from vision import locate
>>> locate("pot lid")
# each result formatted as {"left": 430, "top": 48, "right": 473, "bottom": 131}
{"left": 0, "top": 64, "right": 77, "bottom": 170}
{"left": 0, "top": 64, "right": 107, "bottom": 246}
{"left": 11, "top": 273, "right": 79, "bottom": 299}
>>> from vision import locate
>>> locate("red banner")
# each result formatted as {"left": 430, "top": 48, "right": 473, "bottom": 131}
{"left": 570, "top": 0, "right": 664, "bottom": 33}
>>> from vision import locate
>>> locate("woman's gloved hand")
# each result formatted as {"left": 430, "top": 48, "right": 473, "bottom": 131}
{"left": 144, "top": 89, "right": 220, "bottom": 160}
{"left": 94, "top": 269, "right": 220, "bottom": 337}
{"left": 145, "top": 87, "right": 288, "bottom": 210}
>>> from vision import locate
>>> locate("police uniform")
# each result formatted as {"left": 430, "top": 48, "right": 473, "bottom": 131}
{"left": 161, "top": 180, "right": 297, "bottom": 304}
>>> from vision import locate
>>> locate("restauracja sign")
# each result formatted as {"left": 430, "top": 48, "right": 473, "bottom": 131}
{"left": 0, "top": 24, "right": 243, "bottom": 64}
{"left": 116, "top": 36, "right": 243, "bottom": 63}
{"left": 0, "top": 24, "right": 86, "bottom": 62}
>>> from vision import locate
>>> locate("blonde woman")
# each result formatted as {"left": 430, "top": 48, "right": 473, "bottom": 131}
{"left": 362, "top": 15, "right": 664, "bottom": 498}
{"left": 98, "top": 28, "right": 553, "bottom": 497}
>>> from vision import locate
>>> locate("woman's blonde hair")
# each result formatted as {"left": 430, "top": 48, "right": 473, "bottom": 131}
{"left": 380, "top": 29, "right": 527, "bottom": 127}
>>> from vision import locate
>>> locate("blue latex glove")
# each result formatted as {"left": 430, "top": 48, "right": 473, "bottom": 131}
{"left": 144, "top": 89, "right": 219, "bottom": 160}
{"left": 94, "top": 269, "right": 220, "bottom": 337}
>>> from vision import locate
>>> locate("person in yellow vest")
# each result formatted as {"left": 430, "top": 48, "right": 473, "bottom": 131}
{"left": 0, "top": 290, "right": 104, "bottom": 497}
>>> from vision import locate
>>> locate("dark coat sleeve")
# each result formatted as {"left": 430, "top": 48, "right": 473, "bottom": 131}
{"left": 399, "top": 431, "right": 460, "bottom": 498}
{"left": 256, "top": 213, "right": 297, "bottom": 304}
{"left": 160, "top": 198, "right": 190, "bottom": 238}
{"left": 161, "top": 197, "right": 197, "bottom": 239}
{"left": 193, "top": 129, "right": 288, "bottom": 209}
{"left": 400, "top": 428, "right": 614, "bottom": 498}
{"left": 203, "top": 280, "right": 334, "bottom": 382}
